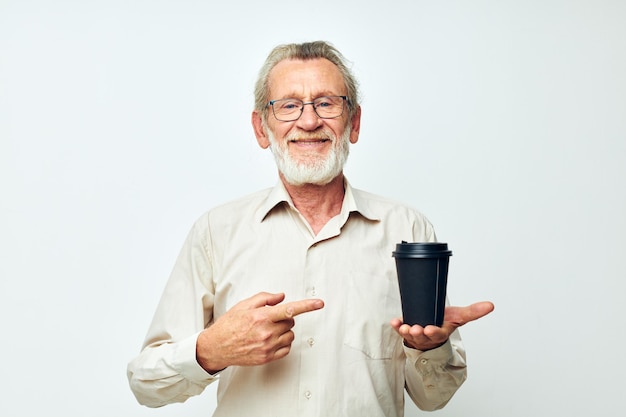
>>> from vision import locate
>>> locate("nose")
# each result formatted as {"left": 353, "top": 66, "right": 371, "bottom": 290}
{"left": 296, "top": 103, "right": 323, "bottom": 131}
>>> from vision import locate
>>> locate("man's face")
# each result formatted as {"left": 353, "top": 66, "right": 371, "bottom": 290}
{"left": 253, "top": 58, "right": 361, "bottom": 186}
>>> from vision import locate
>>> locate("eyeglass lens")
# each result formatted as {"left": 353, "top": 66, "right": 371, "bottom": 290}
{"left": 271, "top": 96, "right": 345, "bottom": 121}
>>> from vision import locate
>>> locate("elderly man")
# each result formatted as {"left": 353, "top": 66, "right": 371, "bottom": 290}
{"left": 127, "top": 40, "right": 493, "bottom": 417}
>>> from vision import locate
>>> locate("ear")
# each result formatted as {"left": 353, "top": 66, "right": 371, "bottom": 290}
{"left": 349, "top": 105, "right": 362, "bottom": 144}
{"left": 252, "top": 111, "right": 270, "bottom": 149}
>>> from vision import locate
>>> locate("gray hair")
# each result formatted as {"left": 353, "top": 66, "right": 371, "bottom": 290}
{"left": 254, "top": 41, "right": 360, "bottom": 120}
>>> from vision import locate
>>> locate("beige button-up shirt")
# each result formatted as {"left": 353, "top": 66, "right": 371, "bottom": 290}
{"left": 128, "top": 180, "right": 467, "bottom": 416}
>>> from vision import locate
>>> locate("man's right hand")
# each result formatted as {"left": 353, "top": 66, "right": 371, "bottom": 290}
{"left": 196, "top": 292, "right": 324, "bottom": 373}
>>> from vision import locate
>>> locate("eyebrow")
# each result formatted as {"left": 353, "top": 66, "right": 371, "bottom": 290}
{"left": 276, "top": 91, "right": 344, "bottom": 100}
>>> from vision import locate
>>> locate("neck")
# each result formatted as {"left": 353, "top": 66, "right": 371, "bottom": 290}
{"left": 280, "top": 173, "right": 346, "bottom": 235}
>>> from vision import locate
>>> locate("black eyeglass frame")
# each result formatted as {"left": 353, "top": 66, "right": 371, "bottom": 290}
{"left": 266, "top": 95, "right": 348, "bottom": 122}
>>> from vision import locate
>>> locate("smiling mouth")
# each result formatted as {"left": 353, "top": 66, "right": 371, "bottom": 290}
{"left": 289, "top": 138, "right": 330, "bottom": 143}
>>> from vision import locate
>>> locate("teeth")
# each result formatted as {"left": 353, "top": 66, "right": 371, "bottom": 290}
{"left": 287, "top": 137, "right": 330, "bottom": 143}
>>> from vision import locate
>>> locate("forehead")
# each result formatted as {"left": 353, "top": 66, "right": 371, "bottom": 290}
{"left": 268, "top": 58, "right": 346, "bottom": 99}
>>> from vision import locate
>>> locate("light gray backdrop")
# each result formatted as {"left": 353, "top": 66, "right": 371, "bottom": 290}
{"left": 1, "top": 1, "right": 624, "bottom": 416}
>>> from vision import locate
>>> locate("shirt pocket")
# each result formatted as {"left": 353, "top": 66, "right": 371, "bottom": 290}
{"left": 343, "top": 271, "right": 403, "bottom": 360}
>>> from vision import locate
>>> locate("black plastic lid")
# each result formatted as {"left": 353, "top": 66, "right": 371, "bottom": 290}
{"left": 392, "top": 241, "right": 452, "bottom": 258}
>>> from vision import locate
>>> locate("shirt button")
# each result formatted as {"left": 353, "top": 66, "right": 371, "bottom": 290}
{"left": 310, "top": 287, "right": 316, "bottom": 296}
{"left": 304, "top": 390, "right": 312, "bottom": 399}
{"left": 307, "top": 337, "right": 315, "bottom": 347}
{"left": 420, "top": 359, "right": 428, "bottom": 365}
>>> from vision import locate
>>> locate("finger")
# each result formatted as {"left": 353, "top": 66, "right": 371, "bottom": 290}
{"left": 422, "top": 325, "right": 449, "bottom": 340}
{"left": 460, "top": 301, "right": 495, "bottom": 324}
{"left": 470, "top": 301, "right": 495, "bottom": 320}
{"left": 445, "top": 301, "right": 495, "bottom": 326}
{"left": 271, "top": 318, "right": 296, "bottom": 334}
{"left": 234, "top": 292, "right": 286, "bottom": 311}
{"left": 272, "top": 344, "right": 292, "bottom": 361}
{"left": 277, "top": 329, "right": 295, "bottom": 346}
{"left": 389, "top": 318, "right": 403, "bottom": 330}
{"left": 268, "top": 299, "right": 324, "bottom": 322}
{"left": 269, "top": 330, "right": 296, "bottom": 361}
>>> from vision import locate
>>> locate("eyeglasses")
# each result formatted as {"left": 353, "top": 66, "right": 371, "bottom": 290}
{"left": 267, "top": 96, "right": 347, "bottom": 122}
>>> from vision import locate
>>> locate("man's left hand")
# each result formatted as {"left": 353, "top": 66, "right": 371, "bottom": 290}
{"left": 390, "top": 301, "right": 495, "bottom": 351}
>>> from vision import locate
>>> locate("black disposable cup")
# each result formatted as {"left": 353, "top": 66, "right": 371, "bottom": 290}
{"left": 392, "top": 242, "right": 452, "bottom": 327}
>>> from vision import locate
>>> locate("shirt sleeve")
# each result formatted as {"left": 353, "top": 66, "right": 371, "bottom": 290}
{"left": 127, "top": 215, "right": 218, "bottom": 407}
{"left": 403, "top": 329, "right": 467, "bottom": 410}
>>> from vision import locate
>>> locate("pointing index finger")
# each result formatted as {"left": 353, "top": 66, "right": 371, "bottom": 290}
{"left": 270, "top": 299, "right": 324, "bottom": 322}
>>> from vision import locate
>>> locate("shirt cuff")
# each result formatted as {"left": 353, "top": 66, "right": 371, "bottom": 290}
{"left": 404, "top": 340, "right": 454, "bottom": 370}
{"left": 173, "top": 332, "right": 220, "bottom": 383}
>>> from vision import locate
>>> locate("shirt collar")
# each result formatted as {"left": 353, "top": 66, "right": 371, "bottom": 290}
{"left": 255, "top": 180, "right": 293, "bottom": 223}
{"left": 255, "top": 178, "right": 380, "bottom": 223}
{"left": 342, "top": 179, "right": 380, "bottom": 222}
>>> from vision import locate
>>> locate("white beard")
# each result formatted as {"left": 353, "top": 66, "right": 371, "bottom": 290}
{"left": 266, "top": 125, "right": 351, "bottom": 186}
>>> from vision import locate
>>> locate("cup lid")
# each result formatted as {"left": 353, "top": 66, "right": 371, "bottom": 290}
{"left": 392, "top": 241, "right": 452, "bottom": 258}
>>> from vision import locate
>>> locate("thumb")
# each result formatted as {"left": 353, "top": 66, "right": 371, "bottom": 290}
{"left": 444, "top": 301, "right": 495, "bottom": 327}
{"left": 467, "top": 301, "right": 495, "bottom": 322}
{"left": 235, "top": 292, "right": 286, "bottom": 310}
{"left": 461, "top": 301, "right": 494, "bottom": 324}
{"left": 262, "top": 292, "right": 287, "bottom": 307}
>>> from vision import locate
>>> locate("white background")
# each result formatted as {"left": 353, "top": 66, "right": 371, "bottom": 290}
{"left": 1, "top": 1, "right": 624, "bottom": 416}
